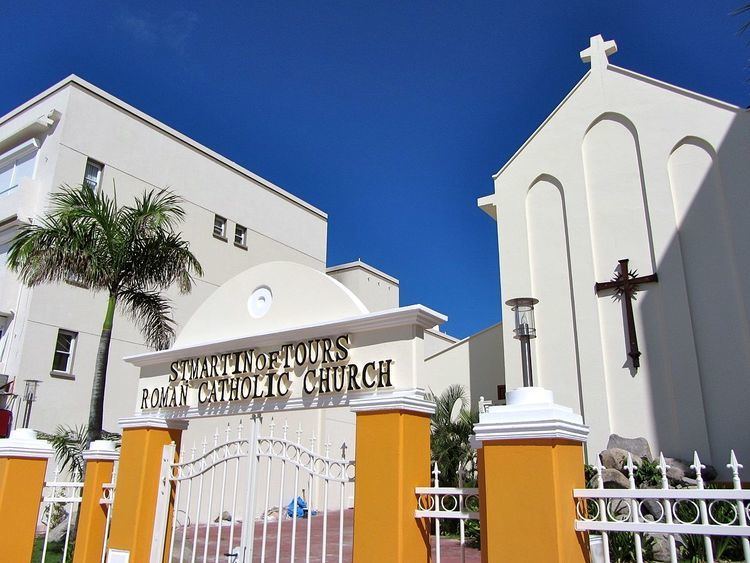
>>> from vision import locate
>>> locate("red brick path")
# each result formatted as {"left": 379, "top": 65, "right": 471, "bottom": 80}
{"left": 169, "top": 510, "right": 480, "bottom": 562}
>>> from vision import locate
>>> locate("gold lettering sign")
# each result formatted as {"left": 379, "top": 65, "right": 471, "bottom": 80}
{"left": 140, "top": 334, "right": 393, "bottom": 410}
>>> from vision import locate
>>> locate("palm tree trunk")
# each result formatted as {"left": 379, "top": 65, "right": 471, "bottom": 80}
{"left": 87, "top": 295, "right": 116, "bottom": 443}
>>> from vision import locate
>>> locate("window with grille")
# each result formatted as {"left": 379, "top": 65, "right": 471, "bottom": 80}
{"left": 234, "top": 224, "right": 247, "bottom": 248}
{"left": 83, "top": 159, "right": 103, "bottom": 192}
{"left": 51, "top": 330, "right": 77, "bottom": 375}
{"left": 213, "top": 215, "right": 227, "bottom": 239}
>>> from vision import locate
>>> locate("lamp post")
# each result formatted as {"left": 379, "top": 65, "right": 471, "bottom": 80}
{"left": 505, "top": 297, "right": 538, "bottom": 387}
{"left": 21, "top": 379, "right": 41, "bottom": 428}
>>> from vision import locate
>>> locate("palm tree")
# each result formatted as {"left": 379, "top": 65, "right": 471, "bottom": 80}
{"left": 8, "top": 184, "right": 202, "bottom": 441}
{"left": 426, "top": 384, "right": 478, "bottom": 488}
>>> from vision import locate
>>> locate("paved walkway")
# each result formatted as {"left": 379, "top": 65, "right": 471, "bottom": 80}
{"left": 169, "top": 510, "right": 480, "bottom": 562}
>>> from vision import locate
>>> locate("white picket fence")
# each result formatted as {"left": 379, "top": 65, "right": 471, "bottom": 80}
{"left": 38, "top": 465, "right": 83, "bottom": 562}
{"left": 574, "top": 450, "right": 750, "bottom": 563}
{"left": 414, "top": 462, "right": 480, "bottom": 563}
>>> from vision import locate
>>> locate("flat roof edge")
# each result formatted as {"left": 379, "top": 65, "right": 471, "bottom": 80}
{"left": 0, "top": 75, "right": 328, "bottom": 221}
{"left": 327, "top": 260, "right": 399, "bottom": 285}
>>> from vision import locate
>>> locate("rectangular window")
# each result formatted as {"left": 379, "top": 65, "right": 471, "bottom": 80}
{"left": 213, "top": 215, "right": 227, "bottom": 240}
{"left": 0, "top": 163, "right": 12, "bottom": 194}
{"left": 51, "top": 329, "right": 77, "bottom": 375}
{"left": 234, "top": 224, "right": 247, "bottom": 248}
{"left": 65, "top": 272, "right": 88, "bottom": 288}
{"left": 0, "top": 315, "right": 8, "bottom": 363}
{"left": 12, "top": 152, "right": 36, "bottom": 188}
{"left": 83, "top": 159, "right": 103, "bottom": 192}
{"left": 0, "top": 139, "right": 39, "bottom": 195}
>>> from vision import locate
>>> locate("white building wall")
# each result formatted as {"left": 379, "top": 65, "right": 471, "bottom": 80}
{"left": 424, "top": 322, "right": 503, "bottom": 406}
{"left": 481, "top": 39, "right": 750, "bottom": 471}
{"left": 326, "top": 261, "right": 399, "bottom": 312}
{"left": 0, "top": 76, "right": 329, "bottom": 435}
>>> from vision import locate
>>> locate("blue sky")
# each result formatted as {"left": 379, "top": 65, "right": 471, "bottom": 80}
{"left": 2, "top": 1, "right": 749, "bottom": 338}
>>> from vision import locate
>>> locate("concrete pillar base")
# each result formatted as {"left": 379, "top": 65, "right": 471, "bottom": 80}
{"left": 473, "top": 387, "right": 590, "bottom": 563}
{"left": 74, "top": 440, "right": 119, "bottom": 563}
{"left": 350, "top": 389, "right": 435, "bottom": 563}
{"left": 107, "top": 416, "right": 188, "bottom": 563}
{"left": 0, "top": 428, "right": 54, "bottom": 561}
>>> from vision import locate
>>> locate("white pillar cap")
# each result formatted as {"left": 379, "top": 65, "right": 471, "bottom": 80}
{"left": 472, "top": 387, "right": 589, "bottom": 445}
{"left": 83, "top": 439, "right": 120, "bottom": 461}
{"left": 349, "top": 388, "right": 436, "bottom": 415}
{"left": 118, "top": 415, "right": 189, "bottom": 431}
{"left": 0, "top": 428, "right": 55, "bottom": 459}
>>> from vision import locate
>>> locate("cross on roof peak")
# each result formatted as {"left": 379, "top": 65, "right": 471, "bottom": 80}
{"left": 580, "top": 34, "right": 617, "bottom": 71}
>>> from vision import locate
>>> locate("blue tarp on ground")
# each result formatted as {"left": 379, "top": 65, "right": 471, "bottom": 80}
{"left": 286, "top": 496, "right": 307, "bottom": 518}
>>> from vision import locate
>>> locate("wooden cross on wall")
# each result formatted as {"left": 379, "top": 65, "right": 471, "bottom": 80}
{"left": 595, "top": 259, "right": 658, "bottom": 369}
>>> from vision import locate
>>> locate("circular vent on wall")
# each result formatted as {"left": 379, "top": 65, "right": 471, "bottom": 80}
{"left": 248, "top": 286, "right": 273, "bottom": 319}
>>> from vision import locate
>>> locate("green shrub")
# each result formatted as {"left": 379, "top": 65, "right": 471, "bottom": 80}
{"left": 633, "top": 458, "right": 661, "bottom": 488}
{"left": 608, "top": 531, "right": 654, "bottom": 562}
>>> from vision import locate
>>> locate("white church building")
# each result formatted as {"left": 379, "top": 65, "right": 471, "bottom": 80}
{"left": 479, "top": 35, "right": 750, "bottom": 470}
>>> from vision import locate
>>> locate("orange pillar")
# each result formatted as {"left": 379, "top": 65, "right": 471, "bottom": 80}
{"left": 73, "top": 440, "right": 119, "bottom": 563}
{"left": 474, "top": 387, "right": 590, "bottom": 563}
{"left": 106, "top": 416, "right": 187, "bottom": 562}
{"left": 350, "top": 391, "right": 434, "bottom": 563}
{"left": 0, "top": 428, "right": 54, "bottom": 561}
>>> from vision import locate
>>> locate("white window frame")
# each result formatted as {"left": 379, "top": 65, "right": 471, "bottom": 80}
{"left": 234, "top": 224, "right": 247, "bottom": 248}
{"left": 51, "top": 329, "right": 77, "bottom": 377}
{"left": 213, "top": 215, "right": 227, "bottom": 240}
{"left": 0, "top": 139, "right": 39, "bottom": 195}
{"left": 83, "top": 159, "right": 103, "bottom": 193}
{"left": 0, "top": 315, "right": 9, "bottom": 362}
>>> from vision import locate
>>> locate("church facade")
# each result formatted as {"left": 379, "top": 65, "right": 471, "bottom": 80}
{"left": 479, "top": 35, "right": 750, "bottom": 469}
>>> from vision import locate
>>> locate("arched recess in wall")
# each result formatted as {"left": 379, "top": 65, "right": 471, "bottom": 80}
{"left": 668, "top": 136, "right": 750, "bottom": 458}
{"left": 583, "top": 112, "right": 656, "bottom": 280}
{"left": 583, "top": 112, "right": 669, "bottom": 444}
{"left": 525, "top": 174, "right": 582, "bottom": 414}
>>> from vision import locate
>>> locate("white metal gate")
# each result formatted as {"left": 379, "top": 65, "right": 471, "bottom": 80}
{"left": 154, "top": 417, "right": 356, "bottom": 563}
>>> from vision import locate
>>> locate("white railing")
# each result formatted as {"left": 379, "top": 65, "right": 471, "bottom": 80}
{"left": 255, "top": 420, "right": 355, "bottom": 563}
{"left": 163, "top": 418, "right": 355, "bottom": 563}
{"left": 574, "top": 450, "right": 750, "bottom": 563}
{"left": 99, "top": 460, "right": 118, "bottom": 563}
{"left": 415, "top": 463, "right": 480, "bottom": 563}
{"left": 38, "top": 465, "right": 83, "bottom": 562}
{"left": 166, "top": 420, "right": 252, "bottom": 563}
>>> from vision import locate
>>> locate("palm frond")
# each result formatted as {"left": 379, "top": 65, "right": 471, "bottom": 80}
{"left": 124, "top": 188, "right": 186, "bottom": 234}
{"left": 122, "top": 231, "right": 203, "bottom": 294}
{"left": 37, "top": 425, "right": 122, "bottom": 477}
{"left": 37, "top": 425, "right": 88, "bottom": 477}
{"left": 118, "top": 288, "right": 176, "bottom": 349}
{"left": 733, "top": 4, "right": 750, "bottom": 35}
{"left": 8, "top": 207, "right": 111, "bottom": 289}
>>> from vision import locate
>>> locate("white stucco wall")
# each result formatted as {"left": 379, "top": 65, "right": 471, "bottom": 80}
{"left": 326, "top": 261, "right": 399, "bottom": 312}
{"left": 481, "top": 38, "right": 750, "bottom": 472}
{"left": 0, "top": 76, "right": 329, "bottom": 435}
{"left": 424, "top": 322, "right": 504, "bottom": 407}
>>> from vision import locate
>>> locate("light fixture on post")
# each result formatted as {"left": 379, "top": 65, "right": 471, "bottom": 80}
{"left": 505, "top": 297, "right": 539, "bottom": 387}
{"left": 21, "top": 379, "right": 41, "bottom": 428}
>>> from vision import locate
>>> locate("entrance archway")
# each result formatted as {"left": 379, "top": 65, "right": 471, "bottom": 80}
{"left": 106, "top": 261, "right": 444, "bottom": 562}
